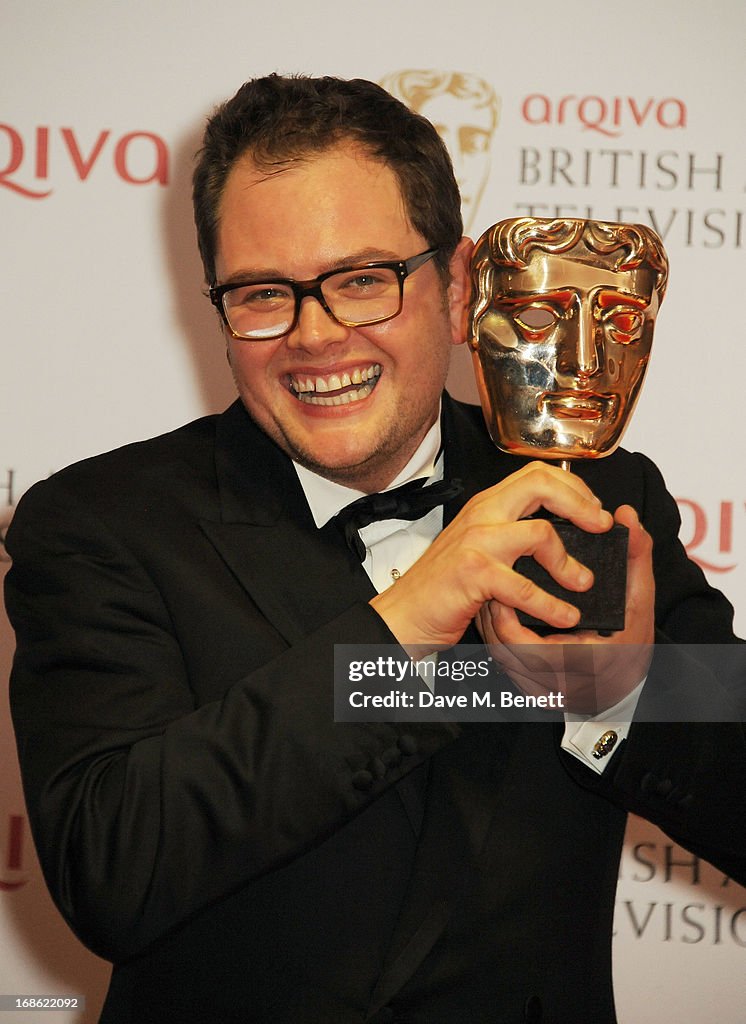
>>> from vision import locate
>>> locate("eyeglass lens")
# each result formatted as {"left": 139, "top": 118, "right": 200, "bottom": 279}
{"left": 222, "top": 265, "right": 402, "bottom": 340}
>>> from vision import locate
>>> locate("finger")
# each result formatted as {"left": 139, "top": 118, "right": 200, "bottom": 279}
{"left": 471, "top": 518, "right": 593, "bottom": 629}
{"left": 487, "top": 599, "right": 558, "bottom": 645}
{"left": 512, "top": 516, "right": 594, "bottom": 595}
{"left": 480, "top": 463, "right": 614, "bottom": 535}
{"left": 491, "top": 564, "right": 582, "bottom": 631}
{"left": 480, "top": 598, "right": 556, "bottom": 650}
{"left": 476, "top": 602, "right": 498, "bottom": 646}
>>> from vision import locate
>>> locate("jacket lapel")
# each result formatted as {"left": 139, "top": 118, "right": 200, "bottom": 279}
{"left": 199, "top": 401, "right": 375, "bottom": 645}
{"left": 442, "top": 393, "right": 525, "bottom": 519}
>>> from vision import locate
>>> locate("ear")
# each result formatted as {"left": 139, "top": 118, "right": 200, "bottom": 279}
{"left": 446, "top": 237, "right": 474, "bottom": 346}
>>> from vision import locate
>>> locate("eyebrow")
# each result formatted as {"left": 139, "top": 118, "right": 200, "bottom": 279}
{"left": 218, "top": 248, "right": 404, "bottom": 287}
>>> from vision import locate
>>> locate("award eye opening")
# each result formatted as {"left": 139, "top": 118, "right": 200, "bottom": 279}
{"left": 513, "top": 305, "right": 558, "bottom": 333}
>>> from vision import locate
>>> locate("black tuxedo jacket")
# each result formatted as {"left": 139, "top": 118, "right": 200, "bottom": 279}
{"left": 6, "top": 396, "right": 745, "bottom": 1024}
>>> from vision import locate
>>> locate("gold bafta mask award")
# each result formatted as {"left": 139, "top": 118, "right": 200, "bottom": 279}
{"left": 468, "top": 216, "right": 669, "bottom": 631}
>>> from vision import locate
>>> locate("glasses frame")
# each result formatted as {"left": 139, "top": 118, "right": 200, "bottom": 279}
{"left": 209, "top": 247, "right": 440, "bottom": 341}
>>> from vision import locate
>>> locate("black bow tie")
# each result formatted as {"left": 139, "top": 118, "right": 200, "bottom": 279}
{"left": 334, "top": 477, "right": 463, "bottom": 562}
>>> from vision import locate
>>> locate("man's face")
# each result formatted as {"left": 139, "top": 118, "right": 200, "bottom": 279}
{"left": 215, "top": 145, "right": 468, "bottom": 492}
{"left": 417, "top": 93, "right": 493, "bottom": 234}
{"left": 471, "top": 251, "right": 659, "bottom": 459}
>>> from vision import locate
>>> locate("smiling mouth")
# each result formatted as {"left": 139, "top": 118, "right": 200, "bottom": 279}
{"left": 289, "top": 363, "right": 382, "bottom": 406}
{"left": 540, "top": 391, "right": 616, "bottom": 422}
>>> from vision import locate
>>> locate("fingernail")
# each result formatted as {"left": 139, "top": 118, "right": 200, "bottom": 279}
{"left": 561, "top": 604, "right": 580, "bottom": 625}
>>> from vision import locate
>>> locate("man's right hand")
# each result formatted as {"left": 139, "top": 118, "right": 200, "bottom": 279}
{"left": 369, "top": 461, "right": 612, "bottom": 653}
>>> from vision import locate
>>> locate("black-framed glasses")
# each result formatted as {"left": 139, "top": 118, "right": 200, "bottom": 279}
{"left": 209, "top": 248, "right": 439, "bottom": 341}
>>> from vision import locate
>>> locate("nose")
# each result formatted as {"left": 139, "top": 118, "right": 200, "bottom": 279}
{"left": 557, "top": 302, "right": 600, "bottom": 381}
{"left": 284, "top": 295, "right": 350, "bottom": 353}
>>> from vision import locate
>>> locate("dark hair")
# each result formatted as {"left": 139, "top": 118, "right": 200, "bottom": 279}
{"left": 193, "top": 73, "right": 463, "bottom": 286}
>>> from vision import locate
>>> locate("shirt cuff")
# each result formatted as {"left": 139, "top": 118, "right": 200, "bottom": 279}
{"left": 560, "top": 677, "right": 646, "bottom": 774}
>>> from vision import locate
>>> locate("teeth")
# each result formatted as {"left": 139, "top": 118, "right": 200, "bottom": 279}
{"left": 298, "top": 384, "right": 373, "bottom": 406}
{"left": 290, "top": 363, "right": 381, "bottom": 401}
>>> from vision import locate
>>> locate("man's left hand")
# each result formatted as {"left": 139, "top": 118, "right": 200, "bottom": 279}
{"left": 477, "top": 505, "right": 655, "bottom": 715}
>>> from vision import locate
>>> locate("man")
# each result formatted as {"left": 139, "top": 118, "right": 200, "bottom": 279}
{"left": 5, "top": 74, "right": 745, "bottom": 1024}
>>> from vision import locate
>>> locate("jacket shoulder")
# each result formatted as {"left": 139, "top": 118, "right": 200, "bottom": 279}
{"left": 11, "top": 411, "right": 223, "bottom": 526}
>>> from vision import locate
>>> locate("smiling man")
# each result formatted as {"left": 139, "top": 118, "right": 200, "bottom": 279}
{"left": 211, "top": 144, "right": 465, "bottom": 491}
{"left": 6, "top": 74, "right": 745, "bottom": 1024}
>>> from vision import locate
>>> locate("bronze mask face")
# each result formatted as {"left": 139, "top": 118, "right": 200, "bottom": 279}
{"left": 468, "top": 217, "right": 668, "bottom": 461}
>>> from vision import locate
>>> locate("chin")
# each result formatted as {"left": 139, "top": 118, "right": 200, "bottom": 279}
{"left": 293, "top": 443, "right": 375, "bottom": 479}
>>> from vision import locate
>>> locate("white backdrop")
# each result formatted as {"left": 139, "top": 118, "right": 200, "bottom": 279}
{"left": 2, "top": 1, "right": 745, "bottom": 1020}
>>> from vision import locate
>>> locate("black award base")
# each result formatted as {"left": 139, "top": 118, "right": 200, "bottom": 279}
{"left": 514, "top": 520, "right": 629, "bottom": 633}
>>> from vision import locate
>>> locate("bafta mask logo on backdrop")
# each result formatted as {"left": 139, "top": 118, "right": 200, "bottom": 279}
{"left": 380, "top": 70, "right": 499, "bottom": 234}
{"left": 0, "top": 125, "right": 169, "bottom": 198}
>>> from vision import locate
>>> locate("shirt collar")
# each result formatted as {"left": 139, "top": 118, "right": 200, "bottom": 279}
{"left": 294, "top": 411, "right": 443, "bottom": 529}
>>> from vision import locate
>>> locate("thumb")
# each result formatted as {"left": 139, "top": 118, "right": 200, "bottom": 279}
{"left": 614, "top": 504, "right": 652, "bottom": 560}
